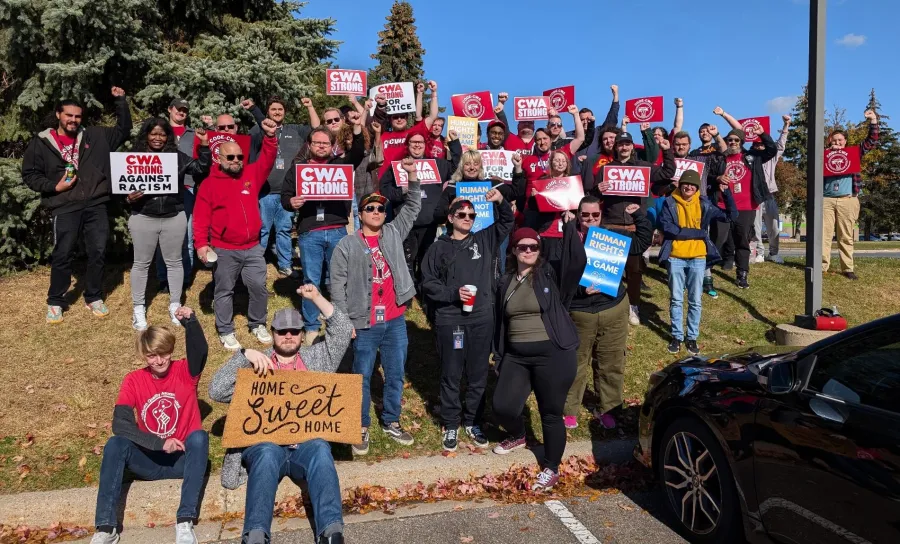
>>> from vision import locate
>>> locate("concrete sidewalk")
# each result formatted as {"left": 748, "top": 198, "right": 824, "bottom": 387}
{"left": 0, "top": 439, "right": 635, "bottom": 532}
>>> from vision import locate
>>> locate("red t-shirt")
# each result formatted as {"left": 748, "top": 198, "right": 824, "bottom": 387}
{"left": 722, "top": 154, "right": 756, "bottom": 211}
{"left": 272, "top": 351, "right": 308, "bottom": 372}
{"left": 378, "top": 121, "right": 430, "bottom": 177}
{"left": 116, "top": 360, "right": 201, "bottom": 443}
{"left": 171, "top": 125, "right": 187, "bottom": 140}
{"left": 52, "top": 131, "right": 79, "bottom": 166}
{"left": 591, "top": 152, "right": 615, "bottom": 177}
{"left": 365, "top": 234, "right": 406, "bottom": 324}
{"left": 428, "top": 135, "right": 446, "bottom": 159}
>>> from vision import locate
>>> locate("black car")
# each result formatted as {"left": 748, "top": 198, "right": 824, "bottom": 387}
{"left": 635, "top": 314, "right": 900, "bottom": 544}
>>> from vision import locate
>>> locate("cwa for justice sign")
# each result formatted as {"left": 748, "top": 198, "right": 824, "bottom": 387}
{"left": 391, "top": 159, "right": 442, "bottom": 186}
{"left": 479, "top": 150, "right": 515, "bottom": 181}
{"left": 111, "top": 152, "right": 179, "bottom": 194}
{"left": 602, "top": 165, "right": 652, "bottom": 197}
{"left": 326, "top": 69, "right": 367, "bottom": 96}
{"left": 295, "top": 164, "right": 354, "bottom": 201}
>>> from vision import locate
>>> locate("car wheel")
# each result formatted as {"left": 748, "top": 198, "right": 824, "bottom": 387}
{"left": 658, "top": 417, "right": 742, "bottom": 543}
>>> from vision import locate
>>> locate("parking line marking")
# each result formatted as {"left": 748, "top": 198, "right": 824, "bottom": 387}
{"left": 545, "top": 500, "right": 601, "bottom": 544}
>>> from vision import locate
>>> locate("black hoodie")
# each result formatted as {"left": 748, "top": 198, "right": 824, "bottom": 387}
{"left": 380, "top": 139, "right": 462, "bottom": 227}
{"left": 421, "top": 199, "right": 514, "bottom": 326}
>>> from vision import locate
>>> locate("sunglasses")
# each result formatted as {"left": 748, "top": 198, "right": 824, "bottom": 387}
{"left": 580, "top": 212, "right": 601, "bottom": 219}
{"left": 174, "top": 107, "right": 189, "bottom": 114}
{"left": 454, "top": 212, "right": 477, "bottom": 220}
{"left": 516, "top": 243, "right": 540, "bottom": 253}
{"left": 364, "top": 205, "right": 386, "bottom": 213}
{"left": 217, "top": 124, "right": 236, "bottom": 130}
{"left": 223, "top": 154, "right": 244, "bottom": 161}
{"left": 390, "top": 115, "right": 406, "bottom": 121}
{"left": 725, "top": 138, "right": 741, "bottom": 143}
{"left": 274, "top": 328, "right": 302, "bottom": 336}
{"left": 324, "top": 117, "right": 342, "bottom": 125}
{"left": 548, "top": 122, "right": 563, "bottom": 128}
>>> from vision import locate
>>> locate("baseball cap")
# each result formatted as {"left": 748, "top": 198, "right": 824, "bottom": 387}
{"left": 271, "top": 308, "right": 303, "bottom": 331}
{"left": 679, "top": 170, "right": 701, "bottom": 188}
{"left": 615, "top": 132, "right": 634, "bottom": 144}
{"left": 169, "top": 98, "right": 189, "bottom": 110}
{"left": 359, "top": 192, "right": 388, "bottom": 208}
{"left": 449, "top": 198, "right": 474, "bottom": 214}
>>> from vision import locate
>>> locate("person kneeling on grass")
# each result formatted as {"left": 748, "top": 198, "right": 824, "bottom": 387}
{"left": 91, "top": 306, "right": 209, "bottom": 544}
{"left": 658, "top": 170, "right": 737, "bottom": 355}
{"left": 208, "top": 286, "right": 353, "bottom": 544}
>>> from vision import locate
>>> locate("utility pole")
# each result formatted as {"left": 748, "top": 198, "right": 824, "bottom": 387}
{"left": 802, "top": 0, "right": 825, "bottom": 321}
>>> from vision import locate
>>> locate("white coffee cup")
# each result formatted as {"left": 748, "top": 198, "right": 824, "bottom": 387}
{"left": 205, "top": 247, "right": 218, "bottom": 265}
{"left": 462, "top": 284, "right": 478, "bottom": 312}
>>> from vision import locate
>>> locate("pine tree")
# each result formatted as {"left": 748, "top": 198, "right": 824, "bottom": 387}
{"left": 856, "top": 89, "right": 900, "bottom": 237}
{"left": 368, "top": 2, "right": 426, "bottom": 87}
{"left": 783, "top": 85, "right": 809, "bottom": 175}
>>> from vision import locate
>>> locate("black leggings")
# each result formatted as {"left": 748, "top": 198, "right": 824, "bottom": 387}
{"left": 492, "top": 341, "right": 576, "bottom": 472}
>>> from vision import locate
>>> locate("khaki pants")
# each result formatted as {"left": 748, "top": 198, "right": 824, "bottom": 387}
{"left": 822, "top": 196, "right": 860, "bottom": 272}
{"left": 565, "top": 296, "right": 630, "bottom": 416}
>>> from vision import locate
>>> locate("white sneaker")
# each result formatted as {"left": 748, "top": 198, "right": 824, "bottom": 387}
{"left": 90, "top": 529, "right": 120, "bottom": 544}
{"left": 251, "top": 324, "right": 272, "bottom": 344}
{"left": 629, "top": 305, "right": 640, "bottom": 326}
{"left": 132, "top": 305, "right": 148, "bottom": 331}
{"left": 169, "top": 302, "right": 182, "bottom": 325}
{"left": 175, "top": 521, "right": 199, "bottom": 544}
{"left": 754, "top": 252, "right": 765, "bottom": 264}
{"left": 219, "top": 333, "right": 242, "bottom": 350}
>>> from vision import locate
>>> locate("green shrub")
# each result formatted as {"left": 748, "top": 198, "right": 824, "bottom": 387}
{"left": 0, "top": 158, "right": 53, "bottom": 274}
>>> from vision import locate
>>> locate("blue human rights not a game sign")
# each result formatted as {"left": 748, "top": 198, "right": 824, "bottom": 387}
{"left": 455, "top": 181, "right": 494, "bottom": 233}
{"left": 579, "top": 227, "right": 632, "bottom": 296}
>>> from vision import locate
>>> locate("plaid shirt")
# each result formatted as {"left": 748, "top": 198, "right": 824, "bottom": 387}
{"left": 853, "top": 122, "right": 880, "bottom": 196}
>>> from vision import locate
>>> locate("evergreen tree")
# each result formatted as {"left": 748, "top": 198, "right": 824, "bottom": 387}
{"left": 783, "top": 85, "right": 810, "bottom": 175}
{"left": 368, "top": 1, "right": 426, "bottom": 87}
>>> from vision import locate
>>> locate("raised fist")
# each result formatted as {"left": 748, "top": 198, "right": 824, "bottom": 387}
{"left": 674, "top": 97, "right": 683, "bottom": 107}
{"left": 448, "top": 130, "right": 458, "bottom": 141}
{"left": 416, "top": 82, "right": 425, "bottom": 93}
{"left": 708, "top": 124, "right": 719, "bottom": 137}
{"left": 261, "top": 118, "right": 277, "bottom": 138}
{"left": 713, "top": 106, "right": 724, "bottom": 116}
{"left": 498, "top": 92, "right": 508, "bottom": 104}
{"left": 300, "top": 97, "right": 312, "bottom": 108}
{"left": 864, "top": 109, "right": 877, "bottom": 121}
{"left": 610, "top": 84, "right": 618, "bottom": 96}
{"left": 511, "top": 152, "right": 522, "bottom": 167}
{"left": 640, "top": 122, "right": 650, "bottom": 132}
{"left": 371, "top": 121, "right": 382, "bottom": 133}
{"left": 782, "top": 114, "right": 792, "bottom": 123}
{"left": 567, "top": 104, "right": 578, "bottom": 115}
{"left": 195, "top": 127, "right": 208, "bottom": 145}
{"left": 658, "top": 138, "right": 671, "bottom": 151}
{"left": 547, "top": 107, "right": 558, "bottom": 118}
{"left": 400, "top": 156, "right": 417, "bottom": 174}
{"left": 111, "top": 87, "right": 125, "bottom": 97}
{"left": 375, "top": 93, "right": 386, "bottom": 106}
{"left": 428, "top": 80, "right": 437, "bottom": 92}
{"left": 240, "top": 98, "right": 254, "bottom": 110}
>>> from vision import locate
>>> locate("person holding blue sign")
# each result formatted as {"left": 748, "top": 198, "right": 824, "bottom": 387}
{"left": 658, "top": 170, "right": 737, "bottom": 355}
{"left": 558, "top": 197, "right": 652, "bottom": 430}
{"left": 422, "top": 185, "right": 513, "bottom": 453}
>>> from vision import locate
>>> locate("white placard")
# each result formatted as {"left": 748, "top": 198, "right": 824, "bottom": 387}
{"left": 368, "top": 82, "right": 416, "bottom": 116}
{"left": 111, "top": 152, "right": 179, "bottom": 194}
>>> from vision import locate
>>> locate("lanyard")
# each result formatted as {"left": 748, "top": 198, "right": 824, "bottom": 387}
{"left": 504, "top": 272, "right": 531, "bottom": 305}
{"left": 358, "top": 231, "right": 386, "bottom": 302}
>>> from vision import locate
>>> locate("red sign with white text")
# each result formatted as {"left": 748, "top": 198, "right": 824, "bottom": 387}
{"left": 514, "top": 96, "right": 550, "bottom": 121}
{"left": 739, "top": 116, "right": 770, "bottom": 143}
{"left": 194, "top": 132, "right": 251, "bottom": 160}
{"left": 543, "top": 86, "right": 575, "bottom": 112}
{"left": 823, "top": 147, "right": 861, "bottom": 176}
{"left": 451, "top": 91, "right": 496, "bottom": 121}
{"left": 533, "top": 176, "right": 585, "bottom": 212}
{"left": 391, "top": 159, "right": 442, "bottom": 186}
{"left": 625, "top": 96, "right": 664, "bottom": 123}
{"left": 295, "top": 164, "right": 354, "bottom": 201}
{"left": 326, "top": 69, "right": 367, "bottom": 96}
{"left": 673, "top": 158, "right": 706, "bottom": 181}
{"left": 602, "top": 166, "right": 652, "bottom": 197}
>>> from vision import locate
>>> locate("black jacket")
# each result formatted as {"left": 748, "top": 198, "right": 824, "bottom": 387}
{"left": 249, "top": 105, "right": 310, "bottom": 195}
{"left": 127, "top": 148, "right": 211, "bottom": 218}
{"left": 281, "top": 132, "right": 366, "bottom": 234}
{"left": 707, "top": 132, "right": 776, "bottom": 209}
{"left": 493, "top": 262, "right": 579, "bottom": 359}
{"left": 434, "top": 173, "right": 524, "bottom": 224}
{"left": 380, "top": 140, "right": 462, "bottom": 228}
{"left": 21, "top": 96, "right": 133, "bottom": 216}
{"left": 422, "top": 200, "right": 514, "bottom": 326}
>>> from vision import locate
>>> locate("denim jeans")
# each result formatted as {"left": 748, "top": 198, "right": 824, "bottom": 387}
{"left": 668, "top": 257, "right": 706, "bottom": 341}
{"left": 352, "top": 315, "right": 409, "bottom": 428}
{"left": 298, "top": 227, "right": 345, "bottom": 332}
{"left": 94, "top": 430, "right": 208, "bottom": 528}
{"left": 259, "top": 193, "right": 294, "bottom": 271}
{"left": 241, "top": 440, "right": 343, "bottom": 540}
{"left": 156, "top": 187, "right": 195, "bottom": 284}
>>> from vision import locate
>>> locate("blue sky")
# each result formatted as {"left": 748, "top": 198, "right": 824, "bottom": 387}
{"left": 301, "top": 0, "right": 896, "bottom": 136}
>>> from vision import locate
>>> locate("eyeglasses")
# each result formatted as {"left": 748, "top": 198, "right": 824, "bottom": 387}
{"left": 580, "top": 212, "right": 601, "bottom": 219}
{"left": 548, "top": 122, "right": 562, "bottom": 128}
{"left": 516, "top": 243, "right": 540, "bottom": 253}
{"left": 454, "top": 212, "right": 477, "bottom": 220}
{"left": 364, "top": 205, "right": 386, "bottom": 213}
{"left": 217, "top": 124, "right": 236, "bottom": 130}
{"left": 223, "top": 154, "right": 244, "bottom": 161}
{"left": 324, "top": 117, "right": 342, "bottom": 125}
{"left": 310, "top": 141, "right": 331, "bottom": 147}
{"left": 725, "top": 138, "right": 741, "bottom": 143}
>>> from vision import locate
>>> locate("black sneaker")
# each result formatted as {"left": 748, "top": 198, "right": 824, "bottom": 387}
{"left": 723, "top": 260, "right": 735, "bottom": 271}
{"left": 318, "top": 532, "right": 344, "bottom": 544}
{"left": 382, "top": 422, "right": 414, "bottom": 445}
{"left": 442, "top": 427, "right": 459, "bottom": 452}
{"left": 667, "top": 339, "right": 682, "bottom": 354}
{"left": 465, "top": 425, "right": 489, "bottom": 448}
{"left": 737, "top": 270, "right": 749, "bottom": 289}
{"left": 843, "top": 271, "right": 859, "bottom": 281}
{"left": 685, "top": 339, "right": 700, "bottom": 355}
{"left": 351, "top": 429, "right": 369, "bottom": 456}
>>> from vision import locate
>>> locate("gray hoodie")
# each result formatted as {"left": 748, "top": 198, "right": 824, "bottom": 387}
{"left": 207, "top": 308, "right": 354, "bottom": 489}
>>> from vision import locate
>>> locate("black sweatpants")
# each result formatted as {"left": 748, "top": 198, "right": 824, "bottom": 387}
{"left": 492, "top": 341, "right": 576, "bottom": 472}
{"left": 48, "top": 203, "right": 109, "bottom": 307}
{"left": 711, "top": 211, "right": 754, "bottom": 273}
{"left": 404, "top": 224, "right": 438, "bottom": 292}
{"left": 436, "top": 321, "right": 494, "bottom": 429}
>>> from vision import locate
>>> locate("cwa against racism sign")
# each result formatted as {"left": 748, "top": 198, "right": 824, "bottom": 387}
{"left": 823, "top": 147, "right": 861, "bottom": 176}
{"left": 391, "top": 159, "right": 442, "bottom": 186}
{"left": 221, "top": 369, "right": 362, "bottom": 448}
{"left": 326, "top": 69, "right": 367, "bottom": 96}
{"left": 111, "top": 152, "right": 179, "bottom": 194}
{"left": 602, "top": 165, "right": 652, "bottom": 197}
{"left": 368, "top": 82, "right": 415, "bottom": 115}
{"left": 295, "top": 164, "right": 354, "bottom": 201}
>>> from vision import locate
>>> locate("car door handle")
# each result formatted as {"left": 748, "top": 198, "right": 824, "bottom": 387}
{"left": 809, "top": 397, "right": 848, "bottom": 424}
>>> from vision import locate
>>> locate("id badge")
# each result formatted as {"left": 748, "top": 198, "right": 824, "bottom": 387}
{"left": 316, "top": 205, "right": 325, "bottom": 222}
{"left": 733, "top": 183, "right": 742, "bottom": 194}
{"left": 375, "top": 305, "right": 386, "bottom": 324}
{"left": 832, "top": 182, "right": 841, "bottom": 193}
{"left": 453, "top": 328, "right": 464, "bottom": 350}
{"left": 421, "top": 191, "right": 427, "bottom": 199}
{"left": 275, "top": 157, "right": 285, "bottom": 170}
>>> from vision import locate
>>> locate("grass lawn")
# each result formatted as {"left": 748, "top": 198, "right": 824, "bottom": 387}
{"left": 1, "top": 256, "right": 899, "bottom": 494}
{"left": 778, "top": 240, "right": 900, "bottom": 250}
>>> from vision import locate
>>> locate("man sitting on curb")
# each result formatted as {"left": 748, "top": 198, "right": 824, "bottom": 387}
{"left": 208, "top": 288, "right": 353, "bottom": 544}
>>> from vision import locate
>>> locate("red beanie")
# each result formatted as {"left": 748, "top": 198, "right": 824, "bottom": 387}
{"left": 511, "top": 227, "right": 540, "bottom": 246}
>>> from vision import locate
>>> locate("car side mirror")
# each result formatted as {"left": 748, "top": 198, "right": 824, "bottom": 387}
{"left": 766, "top": 361, "right": 794, "bottom": 394}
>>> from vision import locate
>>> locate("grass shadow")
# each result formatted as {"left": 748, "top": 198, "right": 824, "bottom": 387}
{"left": 66, "top": 261, "right": 128, "bottom": 309}
{"left": 711, "top": 270, "right": 778, "bottom": 328}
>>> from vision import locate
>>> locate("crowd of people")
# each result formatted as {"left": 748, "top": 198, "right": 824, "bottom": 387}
{"left": 20, "top": 82, "right": 880, "bottom": 544}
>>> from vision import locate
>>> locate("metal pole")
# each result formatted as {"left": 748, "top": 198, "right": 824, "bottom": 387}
{"left": 804, "top": 0, "right": 825, "bottom": 319}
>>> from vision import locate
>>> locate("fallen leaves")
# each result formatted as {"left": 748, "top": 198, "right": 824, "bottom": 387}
{"left": 78, "top": 456, "right": 87, "bottom": 469}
